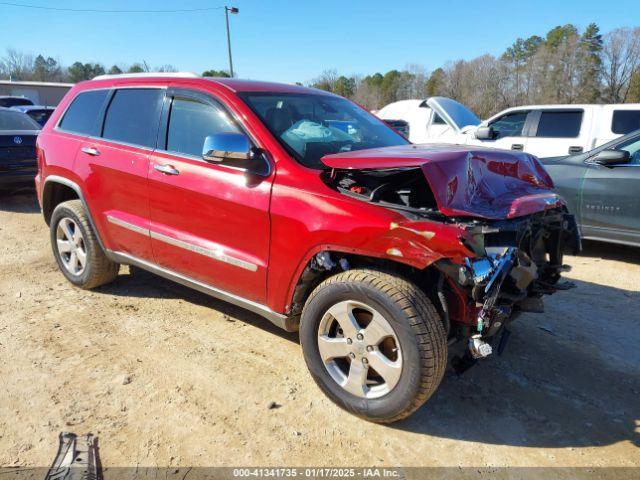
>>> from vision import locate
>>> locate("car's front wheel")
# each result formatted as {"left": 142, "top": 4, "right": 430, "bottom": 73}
{"left": 50, "top": 199, "right": 119, "bottom": 289}
{"left": 300, "top": 269, "right": 447, "bottom": 423}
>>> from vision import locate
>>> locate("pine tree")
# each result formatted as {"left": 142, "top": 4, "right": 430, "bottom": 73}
{"left": 578, "top": 23, "right": 603, "bottom": 102}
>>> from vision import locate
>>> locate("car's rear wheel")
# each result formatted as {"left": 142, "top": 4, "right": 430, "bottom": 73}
{"left": 300, "top": 269, "right": 447, "bottom": 423}
{"left": 50, "top": 200, "right": 119, "bottom": 289}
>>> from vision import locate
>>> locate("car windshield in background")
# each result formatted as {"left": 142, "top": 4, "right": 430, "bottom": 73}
{"left": 238, "top": 92, "right": 408, "bottom": 169}
{"left": 0, "top": 110, "right": 41, "bottom": 131}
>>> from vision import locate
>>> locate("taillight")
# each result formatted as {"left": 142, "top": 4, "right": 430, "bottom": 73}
{"left": 36, "top": 145, "right": 45, "bottom": 172}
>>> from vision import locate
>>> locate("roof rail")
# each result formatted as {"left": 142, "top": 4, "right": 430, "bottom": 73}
{"left": 92, "top": 72, "right": 199, "bottom": 81}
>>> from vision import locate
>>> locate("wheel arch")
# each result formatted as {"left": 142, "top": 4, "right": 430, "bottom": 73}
{"left": 287, "top": 248, "right": 445, "bottom": 322}
{"left": 42, "top": 176, "right": 107, "bottom": 252}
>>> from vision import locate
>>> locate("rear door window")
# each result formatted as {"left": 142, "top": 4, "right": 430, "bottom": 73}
{"left": 489, "top": 111, "right": 529, "bottom": 138}
{"left": 102, "top": 88, "right": 163, "bottom": 148}
{"left": 611, "top": 110, "right": 640, "bottom": 135}
{"left": 535, "top": 110, "right": 583, "bottom": 138}
{"left": 58, "top": 90, "right": 109, "bottom": 136}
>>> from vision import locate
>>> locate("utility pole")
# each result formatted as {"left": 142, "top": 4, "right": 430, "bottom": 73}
{"left": 225, "top": 6, "right": 239, "bottom": 77}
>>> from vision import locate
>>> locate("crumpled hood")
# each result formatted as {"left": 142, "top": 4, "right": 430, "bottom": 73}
{"left": 322, "top": 144, "right": 563, "bottom": 220}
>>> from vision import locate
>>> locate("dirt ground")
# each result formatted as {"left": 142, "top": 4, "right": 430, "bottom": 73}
{"left": 1, "top": 190, "right": 638, "bottom": 468}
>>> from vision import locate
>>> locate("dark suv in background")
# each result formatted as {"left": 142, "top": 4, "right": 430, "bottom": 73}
{"left": 0, "top": 107, "right": 40, "bottom": 192}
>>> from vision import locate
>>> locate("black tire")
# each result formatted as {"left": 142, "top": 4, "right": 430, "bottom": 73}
{"left": 300, "top": 269, "right": 447, "bottom": 423}
{"left": 50, "top": 199, "right": 119, "bottom": 289}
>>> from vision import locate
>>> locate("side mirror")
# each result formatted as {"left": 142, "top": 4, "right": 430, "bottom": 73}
{"left": 475, "top": 126, "right": 495, "bottom": 140}
{"left": 202, "top": 133, "right": 251, "bottom": 162}
{"left": 592, "top": 149, "right": 630, "bottom": 166}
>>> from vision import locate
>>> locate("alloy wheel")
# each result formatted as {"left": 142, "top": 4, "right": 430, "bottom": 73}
{"left": 56, "top": 217, "right": 87, "bottom": 276}
{"left": 317, "top": 300, "right": 402, "bottom": 399}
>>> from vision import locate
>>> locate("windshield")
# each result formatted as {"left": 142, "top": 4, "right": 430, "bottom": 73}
{"left": 427, "top": 97, "right": 480, "bottom": 131}
{"left": 0, "top": 109, "right": 41, "bottom": 131}
{"left": 238, "top": 92, "right": 409, "bottom": 169}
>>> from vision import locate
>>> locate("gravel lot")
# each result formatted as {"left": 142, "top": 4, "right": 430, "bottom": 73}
{"left": 1, "top": 190, "right": 638, "bottom": 468}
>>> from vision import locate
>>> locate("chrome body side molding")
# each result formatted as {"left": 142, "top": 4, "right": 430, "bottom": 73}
{"left": 106, "top": 250, "right": 296, "bottom": 331}
{"left": 106, "top": 215, "right": 149, "bottom": 236}
{"left": 106, "top": 214, "right": 258, "bottom": 272}
{"left": 149, "top": 230, "right": 258, "bottom": 272}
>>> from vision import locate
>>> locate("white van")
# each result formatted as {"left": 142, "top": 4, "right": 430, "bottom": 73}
{"left": 376, "top": 97, "right": 640, "bottom": 158}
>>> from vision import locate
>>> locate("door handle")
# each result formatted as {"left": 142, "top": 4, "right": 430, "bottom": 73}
{"left": 568, "top": 146, "right": 583, "bottom": 154}
{"left": 81, "top": 147, "right": 100, "bottom": 156}
{"left": 154, "top": 164, "right": 180, "bottom": 175}
{"left": 511, "top": 144, "right": 524, "bottom": 151}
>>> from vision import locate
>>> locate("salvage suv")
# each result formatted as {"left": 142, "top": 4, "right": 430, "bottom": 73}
{"left": 36, "top": 73, "right": 580, "bottom": 423}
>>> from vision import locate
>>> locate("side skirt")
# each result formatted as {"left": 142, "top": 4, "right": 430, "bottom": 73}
{"left": 106, "top": 250, "right": 298, "bottom": 332}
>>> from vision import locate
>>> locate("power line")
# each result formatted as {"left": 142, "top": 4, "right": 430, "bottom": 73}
{"left": 0, "top": 1, "right": 225, "bottom": 13}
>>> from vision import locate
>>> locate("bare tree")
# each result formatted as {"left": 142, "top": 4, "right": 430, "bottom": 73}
{"left": 155, "top": 64, "right": 179, "bottom": 72}
{"left": 0, "top": 48, "right": 35, "bottom": 80}
{"left": 310, "top": 69, "right": 339, "bottom": 92}
{"left": 601, "top": 27, "right": 640, "bottom": 102}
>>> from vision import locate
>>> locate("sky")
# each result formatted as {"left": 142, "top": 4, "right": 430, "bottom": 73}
{"left": 0, "top": 0, "right": 638, "bottom": 84}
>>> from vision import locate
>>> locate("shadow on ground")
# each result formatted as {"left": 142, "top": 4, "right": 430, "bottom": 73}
{"left": 392, "top": 276, "right": 639, "bottom": 449}
{"left": 0, "top": 189, "right": 40, "bottom": 214}
{"left": 579, "top": 239, "right": 640, "bottom": 265}
{"left": 97, "top": 266, "right": 299, "bottom": 344}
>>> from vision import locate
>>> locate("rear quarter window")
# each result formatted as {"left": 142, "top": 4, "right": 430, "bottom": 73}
{"left": 535, "top": 110, "right": 583, "bottom": 138}
{"left": 102, "top": 89, "right": 163, "bottom": 148}
{"left": 59, "top": 90, "right": 109, "bottom": 136}
{"left": 611, "top": 110, "right": 640, "bottom": 135}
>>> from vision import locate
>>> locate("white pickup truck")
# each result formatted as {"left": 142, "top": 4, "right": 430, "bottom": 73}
{"left": 377, "top": 97, "right": 640, "bottom": 158}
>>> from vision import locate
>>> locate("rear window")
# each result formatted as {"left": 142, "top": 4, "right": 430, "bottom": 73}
{"left": 102, "top": 89, "right": 163, "bottom": 148}
{"left": 0, "top": 109, "right": 41, "bottom": 130}
{"left": 611, "top": 110, "right": 640, "bottom": 135}
{"left": 536, "top": 110, "right": 583, "bottom": 138}
{"left": 0, "top": 97, "right": 33, "bottom": 108}
{"left": 59, "top": 90, "right": 109, "bottom": 136}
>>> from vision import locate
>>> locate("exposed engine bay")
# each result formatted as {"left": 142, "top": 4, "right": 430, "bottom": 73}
{"left": 326, "top": 167, "right": 440, "bottom": 217}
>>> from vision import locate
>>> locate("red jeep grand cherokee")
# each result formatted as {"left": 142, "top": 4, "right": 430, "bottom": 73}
{"left": 36, "top": 73, "right": 579, "bottom": 422}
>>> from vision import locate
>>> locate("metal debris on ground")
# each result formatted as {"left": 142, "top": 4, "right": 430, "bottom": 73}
{"left": 45, "top": 432, "right": 100, "bottom": 480}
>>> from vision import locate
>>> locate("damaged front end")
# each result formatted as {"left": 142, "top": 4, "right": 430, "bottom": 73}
{"left": 320, "top": 145, "right": 581, "bottom": 363}
{"left": 437, "top": 207, "right": 580, "bottom": 359}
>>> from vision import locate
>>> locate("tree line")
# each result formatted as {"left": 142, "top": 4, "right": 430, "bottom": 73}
{"left": 0, "top": 50, "right": 230, "bottom": 83}
{"left": 2, "top": 23, "right": 639, "bottom": 118}
{"left": 310, "top": 24, "right": 640, "bottom": 117}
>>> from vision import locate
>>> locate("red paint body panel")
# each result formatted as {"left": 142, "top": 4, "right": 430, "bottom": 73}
{"left": 36, "top": 77, "right": 559, "bottom": 322}
{"left": 322, "top": 144, "right": 561, "bottom": 220}
{"left": 77, "top": 138, "right": 153, "bottom": 259}
{"left": 147, "top": 150, "right": 272, "bottom": 303}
